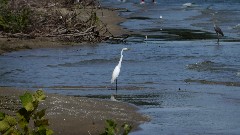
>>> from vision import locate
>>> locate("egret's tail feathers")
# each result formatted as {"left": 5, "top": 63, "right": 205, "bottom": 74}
{"left": 111, "top": 79, "right": 114, "bottom": 83}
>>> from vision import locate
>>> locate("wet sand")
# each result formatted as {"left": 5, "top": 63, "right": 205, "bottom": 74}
{"left": 0, "top": 87, "right": 149, "bottom": 134}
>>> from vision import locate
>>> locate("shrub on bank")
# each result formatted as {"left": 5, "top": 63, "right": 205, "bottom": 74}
{"left": 0, "top": 0, "right": 31, "bottom": 33}
{"left": 0, "top": 90, "right": 53, "bottom": 135}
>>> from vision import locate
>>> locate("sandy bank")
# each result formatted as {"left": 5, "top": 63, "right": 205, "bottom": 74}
{"left": 0, "top": 8, "right": 130, "bottom": 55}
{"left": 0, "top": 87, "right": 149, "bottom": 135}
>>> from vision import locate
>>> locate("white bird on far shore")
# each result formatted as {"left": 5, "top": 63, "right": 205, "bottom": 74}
{"left": 140, "top": 0, "right": 145, "bottom": 4}
{"left": 183, "top": 3, "right": 193, "bottom": 7}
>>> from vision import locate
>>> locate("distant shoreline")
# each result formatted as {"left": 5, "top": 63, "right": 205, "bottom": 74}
{"left": 0, "top": 7, "right": 130, "bottom": 55}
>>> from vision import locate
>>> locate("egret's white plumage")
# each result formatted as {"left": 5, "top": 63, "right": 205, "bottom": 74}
{"left": 183, "top": 3, "right": 193, "bottom": 7}
{"left": 111, "top": 66, "right": 120, "bottom": 83}
{"left": 111, "top": 48, "right": 128, "bottom": 84}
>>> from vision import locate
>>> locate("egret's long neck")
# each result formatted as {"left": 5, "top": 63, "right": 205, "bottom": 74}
{"left": 118, "top": 50, "right": 124, "bottom": 67}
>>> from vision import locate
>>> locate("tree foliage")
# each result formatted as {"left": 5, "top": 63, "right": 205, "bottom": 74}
{"left": 0, "top": 0, "right": 31, "bottom": 33}
{"left": 101, "top": 119, "right": 132, "bottom": 135}
{"left": 0, "top": 90, "right": 53, "bottom": 135}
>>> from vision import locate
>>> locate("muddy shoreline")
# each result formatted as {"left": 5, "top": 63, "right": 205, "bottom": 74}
{"left": 0, "top": 87, "right": 149, "bottom": 135}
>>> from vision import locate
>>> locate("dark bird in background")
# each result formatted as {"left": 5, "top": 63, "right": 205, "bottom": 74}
{"left": 211, "top": 13, "right": 224, "bottom": 44}
{"left": 214, "top": 23, "right": 224, "bottom": 43}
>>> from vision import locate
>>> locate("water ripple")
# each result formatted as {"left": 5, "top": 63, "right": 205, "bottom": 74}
{"left": 187, "top": 61, "right": 225, "bottom": 72}
{"left": 185, "top": 79, "right": 240, "bottom": 87}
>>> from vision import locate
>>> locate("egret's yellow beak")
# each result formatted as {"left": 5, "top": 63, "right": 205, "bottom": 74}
{"left": 123, "top": 48, "right": 129, "bottom": 51}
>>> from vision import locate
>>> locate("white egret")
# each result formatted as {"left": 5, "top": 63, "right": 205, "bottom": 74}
{"left": 111, "top": 48, "right": 129, "bottom": 95}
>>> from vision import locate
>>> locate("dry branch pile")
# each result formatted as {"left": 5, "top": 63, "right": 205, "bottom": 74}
{"left": 0, "top": 0, "right": 113, "bottom": 43}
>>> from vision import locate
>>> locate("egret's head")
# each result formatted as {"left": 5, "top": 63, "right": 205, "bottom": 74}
{"left": 122, "top": 48, "right": 129, "bottom": 51}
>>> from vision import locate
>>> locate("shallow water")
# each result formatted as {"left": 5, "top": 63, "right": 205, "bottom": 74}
{"left": 1, "top": 0, "right": 240, "bottom": 134}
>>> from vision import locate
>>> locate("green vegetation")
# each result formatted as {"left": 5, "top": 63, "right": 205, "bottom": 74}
{"left": 0, "top": 0, "right": 31, "bottom": 33}
{"left": 101, "top": 119, "right": 132, "bottom": 135}
{"left": 0, "top": 90, "right": 53, "bottom": 135}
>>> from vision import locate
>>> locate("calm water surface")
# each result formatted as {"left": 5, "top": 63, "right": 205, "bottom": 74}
{"left": 1, "top": 0, "right": 240, "bottom": 134}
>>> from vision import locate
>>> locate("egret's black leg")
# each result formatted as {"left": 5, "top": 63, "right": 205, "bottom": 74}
{"left": 116, "top": 79, "right": 118, "bottom": 95}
